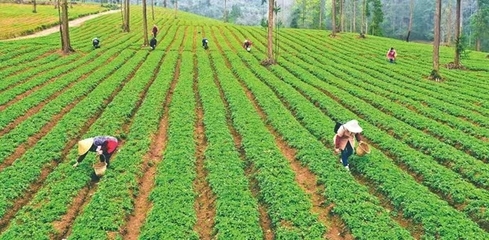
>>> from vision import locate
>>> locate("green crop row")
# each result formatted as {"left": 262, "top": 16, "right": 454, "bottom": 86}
{"left": 140, "top": 50, "right": 199, "bottom": 239}
{"left": 276, "top": 29, "right": 489, "bottom": 188}
{"left": 0, "top": 42, "right": 137, "bottom": 162}
{"left": 0, "top": 8, "right": 184, "bottom": 238}
{"left": 196, "top": 45, "right": 263, "bottom": 238}
{"left": 0, "top": 49, "right": 148, "bottom": 239}
{"left": 256, "top": 30, "right": 489, "bottom": 237}
{"left": 331, "top": 32, "right": 489, "bottom": 111}
{"left": 208, "top": 29, "right": 327, "bottom": 238}
{"left": 224, "top": 26, "right": 414, "bottom": 239}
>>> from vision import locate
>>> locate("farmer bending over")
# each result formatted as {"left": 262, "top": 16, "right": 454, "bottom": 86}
{"left": 386, "top": 47, "right": 397, "bottom": 63}
{"left": 92, "top": 37, "right": 100, "bottom": 49}
{"left": 73, "top": 136, "right": 118, "bottom": 168}
{"left": 333, "top": 120, "right": 364, "bottom": 171}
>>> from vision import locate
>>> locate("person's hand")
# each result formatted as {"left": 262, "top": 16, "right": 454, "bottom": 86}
{"left": 73, "top": 162, "right": 79, "bottom": 168}
{"left": 96, "top": 149, "right": 103, "bottom": 155}
{"left": 334, "top": 148, "right": 341, "bottom": 155}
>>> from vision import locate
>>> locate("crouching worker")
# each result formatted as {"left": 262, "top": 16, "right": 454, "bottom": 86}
{"left": 73, "top": 136, "right": 118, "bottom": 168}
{"left": 150, "top": 37, "right": 157, "bottom": 50}
{"left": 92, "top": 37, "right": 100, "bottom": 49}
{"left": 243, "top": 39, "right": 252, "bottom": 52}
{"left": 333, "top": 120, "right": 364, "bottom": 171}
{"left": 202, "top": 38, "right": 209, "bottom": 49}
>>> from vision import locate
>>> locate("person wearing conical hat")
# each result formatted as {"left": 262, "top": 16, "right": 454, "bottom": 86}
{"left": 333, "top": 120, "right": 364, "bottom": 171}
{"left": 73, "top": 136, "right": 118, "bottom": 168}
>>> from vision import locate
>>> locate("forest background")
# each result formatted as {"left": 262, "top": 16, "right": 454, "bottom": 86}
{"left": 3, "top": 0, "right": 488, "bottom": 51}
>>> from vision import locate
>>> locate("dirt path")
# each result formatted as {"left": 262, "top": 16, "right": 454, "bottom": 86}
{"left": 1, "top": 10, "right": 119, "bottom": 41}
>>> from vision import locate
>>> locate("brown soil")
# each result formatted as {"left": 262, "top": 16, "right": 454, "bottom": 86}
{"left": 53, "top": 183, "right": 96, "bottom": 239}
{"left": 120, "top": 26, "right": 184, "bottom": 240}
{"left": 193, "top": 29, "right": 216, "bottom": 239}
{"left": 207, "top": 28, "right": 274, "bottom": 239}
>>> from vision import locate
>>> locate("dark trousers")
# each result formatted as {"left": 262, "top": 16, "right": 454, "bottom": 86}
{"left": 341, "top": 142, "right": 353, "bottom": 166}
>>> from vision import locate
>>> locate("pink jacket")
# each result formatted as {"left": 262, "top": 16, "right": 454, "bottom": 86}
{"left": 334, "top": 125, "right": 361, "bottom": 150}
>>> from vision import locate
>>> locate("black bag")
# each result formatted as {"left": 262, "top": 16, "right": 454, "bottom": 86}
{"left": 333, "top": 121, "right": 342, "bottom": 133}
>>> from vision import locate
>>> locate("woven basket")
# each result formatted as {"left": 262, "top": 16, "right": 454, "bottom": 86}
{"left": 356, "top": 142, "right": 371, "bottom": 156}
{"left": 93, "top": 155, "right": 107, "bottom": 177}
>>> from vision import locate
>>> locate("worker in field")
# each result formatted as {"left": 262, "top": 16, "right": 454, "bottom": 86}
{"left": 386, "top": 47, "right": 397, "bottom": 63}
{"left": 152, "top": 24, "right": 158, "bottom": 38}
{"left": 333, "top": 120, "right": 364, "bottom": 171}
{"left": 243, "top": 39, "right": 252, "bottom": 52}
{"left": 150, "top": 37, "right": 157, "bottom": 50}
{"left": 73, "top": 136, "right": 119, "bottom": 168}
{"left": 92, "top": 37, "right": 100, "bottom": 49}
{"left": 202, "top": 38, "right": 209, "bottom": 50}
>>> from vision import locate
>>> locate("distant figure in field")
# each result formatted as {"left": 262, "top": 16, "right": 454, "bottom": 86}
{"left": 152, "top": 24, "right": 158, "bottom": 38}
{"left": 333, "top": 120, "right": 364, "bottom": 171}
{"left": 243, "top": 39, "right": 252, "bottom": 52}
{"left": 149, "top": 37, "right": 157, "bottom": 50}
{"left": 386, "top": 47, "right": 397, "bottom": 63}
{"left": 92, "top": 37, "right": 100, "bottom": 49}
{"left": 202, "top": 38, "right": 209, "bottom": 50}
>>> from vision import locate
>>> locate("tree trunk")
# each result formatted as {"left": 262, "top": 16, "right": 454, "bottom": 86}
{"left": 60, "top": 0, "right": 74, "bottom": 54}
{"left": 33, "top": 0, "right": 37, "bottom": 13}
{"left": 431, "top": 0, "right": 442, "bottom": 81}
{"left": 454, "top": 0, "right": 461, "bottom": 66}
{"left": 224, "top": 0, "right": 228, "bottom": 22}
{"left": 340, "top": 0, "right": 344, "bottom": 32}
{"left": 406, "top": 0, "right": 414, "bottom": 42}
{"left": 445, "top": 2, "right": 452, "bottom": 45}
{"left": 331, "top": 0, "right": 337, "bottom": 36}
{"left": 174, "top": 0, "right": 178, "bottom": 19}
{"left": 123, "top": 0, "right": 130, "bottom": 32}
{"left": 163, "top": 0, "right": 167, "bottom": 7}
{"left": 267, "top": 0, "right": 275, "bottom": 63}
{"left": 353, "top": 0, "right": 356, "bottom": 33}
{"left": 142, "top": 0, "right": 149, "bottom": 46}
{"left": 319, "top": 0, "right": 325, "bottom": 29}
{"left": 362, "top": 0, "right": 366, "bottom": 35}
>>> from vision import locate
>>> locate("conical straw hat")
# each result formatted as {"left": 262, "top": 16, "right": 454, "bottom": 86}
{"left": 78, "top": 138, "right": 94, "bottom": 155}
{"left": 344, "top": 120, "right": 363, "bottom": 133}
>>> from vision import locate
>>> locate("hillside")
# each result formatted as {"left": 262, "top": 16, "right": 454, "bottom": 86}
{"left": 1, "top": 6, "right": 489, "bottom": 240}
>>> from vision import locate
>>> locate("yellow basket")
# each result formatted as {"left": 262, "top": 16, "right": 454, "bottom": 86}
{"left": 93, "top": 162, "right": 107, "bottom": 177}
{"left": 356, "top": 142, "right": 371, "bottom": 156}
{"left": 93, "top": 155, "right": 107, "bottom": 177}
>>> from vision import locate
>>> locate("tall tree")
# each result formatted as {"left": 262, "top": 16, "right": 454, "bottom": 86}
{"left": 261, "top": 0, "right": 276, "bottom": 65}
{"left": 454, "top": 0, "right": 462, "bottom": 67}
{"left": 319, "top": 0, "right": 325, "bottom": 29}
{"left": 431, "top": 0, "right": 442, "bottom": 81}
{"left": 406, "top": 0, "right": 414, "bottom": 41}
{"left": 142, "top": 0, "right": 149, "bottom": 46}
{"left": 224, "top": 0, "right": 228, "bottom": 22}
{"left": 332, "top": 0, "right": 337, "bottom": 36}
{"left": 368, "top": 0, "right": 383, "bottom": 36}
{"left": 122, "top": 0, "right": 130, "bottom": 32}
{"left": 340, "top": 0, "right": 344, "bottom": 32}
{"left": 60, "top": 0, "right": 74, "bottom": 53}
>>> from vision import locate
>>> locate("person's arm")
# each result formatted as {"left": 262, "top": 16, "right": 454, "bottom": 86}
{"left": 355, "top": 133, "right": 363, "bottom": 142}
{"left": 335, "top": 126, "right": 345, "bottom": 149}
{"left": 73, "top": 152, "right": 88, "bottom": 167}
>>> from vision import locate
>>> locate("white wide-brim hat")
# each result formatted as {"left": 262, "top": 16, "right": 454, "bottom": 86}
{"left": 343, "top": 120, "right": 363, "bottom": 133}
{"left": 78, "top": 138, "right": 94, "bottom": 155}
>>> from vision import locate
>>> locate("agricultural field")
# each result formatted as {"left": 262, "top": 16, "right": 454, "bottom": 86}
{"left": 1, "top": 5, "right": 489, "bottom": 240}
{"left": 0, "top": 3, "right": 109, "bottom": 40}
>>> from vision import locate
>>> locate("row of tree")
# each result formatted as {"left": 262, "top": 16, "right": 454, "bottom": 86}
{"left": 289, "top": 0, "right": 489, "bottom": 52}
